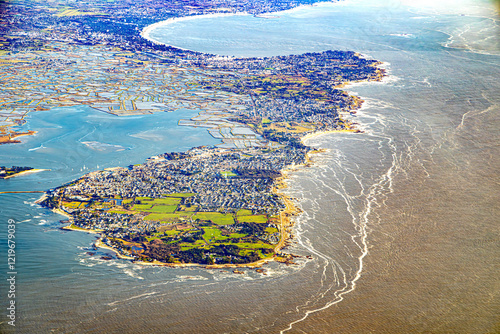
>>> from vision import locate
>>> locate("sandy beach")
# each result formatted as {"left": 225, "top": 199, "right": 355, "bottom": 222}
{"left": 2, "top": 168, "right": 49, "bottom": 179}
{"left": 140, "top": 12, "right": 248, "bottom": 49}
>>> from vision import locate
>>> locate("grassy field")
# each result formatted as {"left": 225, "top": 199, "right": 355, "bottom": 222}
{"left": 136, "top": 197, "right": 154, "bottom": 201}
{"left": 229, "top": 233, "right": 247, "bottom": 238}
{"left": 143, "top": 205, "right": 177, "bottom": 213}
{"left": 237, "top": 215, "right": 268, "bottom": 224}
{"left": 163, "top": 193, "right": 196, "bottom": 198}
{"left": 163, "top": 230, "right": 181, "bottom": 236}
{"left": 144, "top": 212, "right": 193, "bottom": 222}
{"left": 142, "top": 198, "right": 181, "bottom": 206}
{"left": 236, "top": 209, "right": 253, "bottom": 216}
{"left": 202, "top": 227, "right": 229, "bottom": 242}
{"left": 178, "top": 204, "right": 198, "bottom": 212}
{"left": 265, "top": 227, "right": 279, "bottom": 234}
{"left": 56, "top": 9, "right": 103, "bottom": 17}
{"left": 122, "top": 199, "right": 134, "bottom": 205}
{"left": 219, "top": 241, "right": 274, "bottom": 249}
{"left": 220, "top": 171, "right": 238, "bottom": 178}
{"left": 194, "top": 212, "right": 235, "bottom": 225}
{"left": 132, "top": 204, "right": 153, "bottom": 211}
{"left": 108, "top": 209, "right": 130, "bottom": 214}
{"left": 62, "top": 201, "right": 81, "bottom": 209}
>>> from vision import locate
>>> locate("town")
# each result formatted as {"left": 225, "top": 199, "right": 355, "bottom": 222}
{"left": 2, "top": 0, "right": 386, "bottom": 266}
{"left": 40, "top": 146, "right": 307, "bottom": 264}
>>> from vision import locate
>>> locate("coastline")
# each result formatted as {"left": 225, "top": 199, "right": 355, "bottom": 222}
{"left": 52, "top": 208, "right": 73, "bottom": 220}
{"left": 61, "top": 223, "right": 102, "bottom": 234}
{"left": 47, "top": 1, "right": 389, "bottom": 270}
{"left": 140, "top": 12, "right": 249, "bottom": 49}
{"left": 94, "top": 237, "right": 277, "bottom": 269}
{"left": 57, "top": 207, "right": 283, "bottom": 269}
{"left": 0, "top": 130, "right": 37, "bottom": 145}
{"left": 2, "top": 168, "right": 49, "bottom": 179}
{"left": 139, "top": 1, "right": 340, "bottom": 53}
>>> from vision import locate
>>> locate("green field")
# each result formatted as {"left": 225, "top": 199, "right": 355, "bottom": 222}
{"left": 229, "top": 233, "right": 247, "bottom": 238}
{"left": 202, "top": 227, "right": 229, "bottom": 242}
{"left": 108, "top": 209, "right": 130, "bottom": 214}
{"left": 265, "top": 227, "right": 279, "bottom": 234}
{"left": 220, "top": 171, "right": 238, "bottom": 178}
{"left": 163, "top": 193, "right": 195, "bottom": 198}
{"left": 194, "top": 212, "right": 235, "bottom": 225}
{"left": 142, "top": 205, "right": 177, "bottom": 213}
{"left": 163, "top": 230, "right": 181, "bottom": 236}
{"left": 237, "top": 215, "right": 268, "bottom": 224}
{"left": 132, "top": 204, "right": 153, "bottom": 211}
{"left": 236, "top": 209, "right": 252, "bottom": 216}
{"left": 178, "top": 204, "right": 198, "bottom": 212}
{"left": 62, "top": 201, "right": 81, "bottom": 209}
{"left": 144, "top": 212, "right": 193, "bottom": 222}
{"left": 136, "top": 197, "right": 154, "bottom": 201}
{"left": 218, "top": 241, "right": 274, "bottom": 249}
{"left": 142, "top": 198, "right": 182, "bottom": 206}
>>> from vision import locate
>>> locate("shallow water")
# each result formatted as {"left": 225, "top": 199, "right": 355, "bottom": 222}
{"left": 1, "top": 0, "right": 499, "bottom": 333}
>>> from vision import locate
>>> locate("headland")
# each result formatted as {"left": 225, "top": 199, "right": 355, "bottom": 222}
{"left": 1, "top": 0, "right": 386, "bottom": 267}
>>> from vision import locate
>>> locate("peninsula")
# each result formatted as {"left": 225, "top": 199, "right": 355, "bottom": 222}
{"left": 0, "top": 166, "right": 48, "bottom": 179}
{"left": 37, "top": 49, "right": 385, "bottom": 266}
{"left": 2, "top": 0, "right": 386, "bottom": 266}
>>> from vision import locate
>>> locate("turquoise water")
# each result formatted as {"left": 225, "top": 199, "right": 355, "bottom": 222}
{"left": 0, "top": 106, "right": 218, "bottom": 190}
{"left": 1, "top": 0, "right": 499, "bottom": 333}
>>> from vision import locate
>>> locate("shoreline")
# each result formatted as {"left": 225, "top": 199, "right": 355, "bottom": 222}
{"left": 59, "top": 213, "right": 282, "bottom": 269}
{"left": 140, "top": 12, "right": 248, "bottom": 50}
{"left": 2, "top": 168, "right": 49, "bottom": 179}
{"left": 94, "top": 237, "right": 278, "bottom": 269}
{"left": 52, "top": 1, "right": 388, "bottom": 270}
{"left": 0, "top": 130, "right": 37, "bottom": 145}
{"left": 139, "top": 1, "right": 339, "bottom": 54}
{"left": 52, "top": 208, "right": 73, "bottom": 219}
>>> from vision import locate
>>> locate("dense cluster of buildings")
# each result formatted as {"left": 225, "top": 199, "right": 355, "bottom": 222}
{"left": 52, "top": 146, "right": 307, "bottom": 215}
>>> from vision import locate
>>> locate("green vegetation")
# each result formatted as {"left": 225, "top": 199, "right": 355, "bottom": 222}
{"left": 237, "top": 215, "right": 268, "bottom": 224}
{"left": 136, "top": 196, "right": 153, "bottom": 201}
{"left": 56, "top": 8, "right": 105, "bottom": 17}
{"left": 132, "top": 204, "right": 153, "bottom": 211}
{"left": 220, "top": 170, "right": 238, "bottom": 178}
{"left": 163, "top": 230, "right": 181, "bottom": 236}
{"left": 142, "top": 197, "right": 181, "bottom": 206}
{"left": 144, "top": 212, "right": 193, "bottom": 222}
{"left": 163, "top": 193, "right": 195, "bottom": 198}
{"left": 108, "top": 209, "right": 130, "bottom": 214}
{"left": 122, "top": 199, "right": 134, "bottom": 205}
{"left": 265, "top": 227, "right": 279, "bottom": 234}
{"left": 62, "top": 201, "right": 82, "bottom": 209}
{"left": 194, "top": 212, "right": 235, "bottom": 225}
{"left": 202, "top": 227, "right": 228, "bottom": 242}
{"left": 178, "top": 204, "right": 198, "bottom": 212}
{"left": 236, "top": 209, "right": 253, "bottom": 216}
{"left": 143, "top": 205, "right": 177, "bottom": 213}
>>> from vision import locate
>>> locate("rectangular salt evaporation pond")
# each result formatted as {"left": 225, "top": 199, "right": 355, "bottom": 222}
{"left": 231, "top": 127, "right": 259, "bottom": 137}
{"left": 0, "top": 105, "right": 220, "bottom": 191}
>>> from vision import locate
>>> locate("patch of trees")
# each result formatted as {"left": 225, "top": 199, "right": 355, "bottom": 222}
{"left": 178, "top": 248, "right": 207, "bottom": 264}
{"left": 239, "top": 222, "right": 266, "bottom": 235}
{"left": 142, "top": 239, "right": 179, "bottom": 263}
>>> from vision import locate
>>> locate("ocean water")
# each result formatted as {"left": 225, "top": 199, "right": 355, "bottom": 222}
{"left": 1, "top": 0, "right": 499, "bottom": 333}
